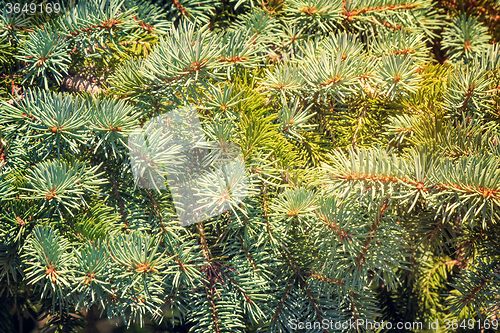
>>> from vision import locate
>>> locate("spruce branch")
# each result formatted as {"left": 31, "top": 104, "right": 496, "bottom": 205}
{"left": 375, "top": 54, "right": 422, "bottom": 100}
{"left": 59, "top": 0, "right": 136, "bottom": 55}
{"left": 3, "top": 0, "right": 500, "bottom": 330}
{"left": 442, "top": 14, "right": 491, "bottom": 62}
{"left": 259, "top": 61, "right": 305, "bottom": 102}
{"left": 284, "top": 0, "right": 343, "bottom": 33}
{"left": 16, "top": 27, "right": 70, "bottom": 89}
{"left": 447, "top": 258, "right": 500, "bottom": 319}
{"left": 277, "top": 96, "right": 317, "bottom": 141}
{"left": 87, "top": 95, "right": 141, "bottom": 158}
{"left": 443, "top": 64, "right": 492, "bottom": 115}
{"left": 22, "top": 226, "right": 74, "bottom": 314}
{"left": 20, "top": 160, "right": 107, "bottom": 217}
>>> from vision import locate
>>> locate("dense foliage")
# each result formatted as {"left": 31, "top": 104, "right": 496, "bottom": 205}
{"left": 1, "top": 0, "right": 500, "bottom": 332}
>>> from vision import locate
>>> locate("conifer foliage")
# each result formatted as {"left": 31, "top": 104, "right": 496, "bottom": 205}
{"left": 1, "top": 0, "right": 500, "bottom": 332}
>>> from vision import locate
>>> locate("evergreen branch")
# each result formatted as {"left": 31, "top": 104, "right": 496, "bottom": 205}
{"left": 448, "top": 259, "right": 500, "bottom": 317}
{"left": 350, "top": 292, "right": 360, "bottom": 321}
{"left": 355, "top": 196, "right": 389, "bottom": 268}
{"left": 105, "top": 165, "right": 128, "bottom": 226}
{"left": 198, "top": 222, "right": 211, "bottom": 261}
{"left": 147, "top": 190, "right": 164, "bottom": 230}
{"left": 218, "top": 269, "right": 258, "bottom": 311}
{"left": 270, "top": 275, "right": 295, "bottom": 323}
{"left": 262, "top": 184, "right": 277, "bottom": 244}
{"left": 351, "top": 104, "right": 367, "bottom": 147}
{"left": 343, "top": 2, "right": 422, "bottom": 20}
{"left": 2, "top": 0, "right": 500, "bottom": 330}
{"left": 298, "top": 278, "right": 328, "bottom": 333}
{"left": 426, "top": 218, "right": 445, "bottom": 243}
{"left": 442, "top": 15, "right": 491, "bottom": 62}
{"left": 309, "top": 273, "right": 345, "bottom": 286}
{"left": 237, "top": 235, "right": 259, "bottom": 272}
{"left": 459, "top": 82, "right": 476, "bottom": 112}
{"left": 16, "top": 27, "right": 70, "bottom": 89}
{"left": 206, "top": 283, "right": 220, "bottom": 333}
